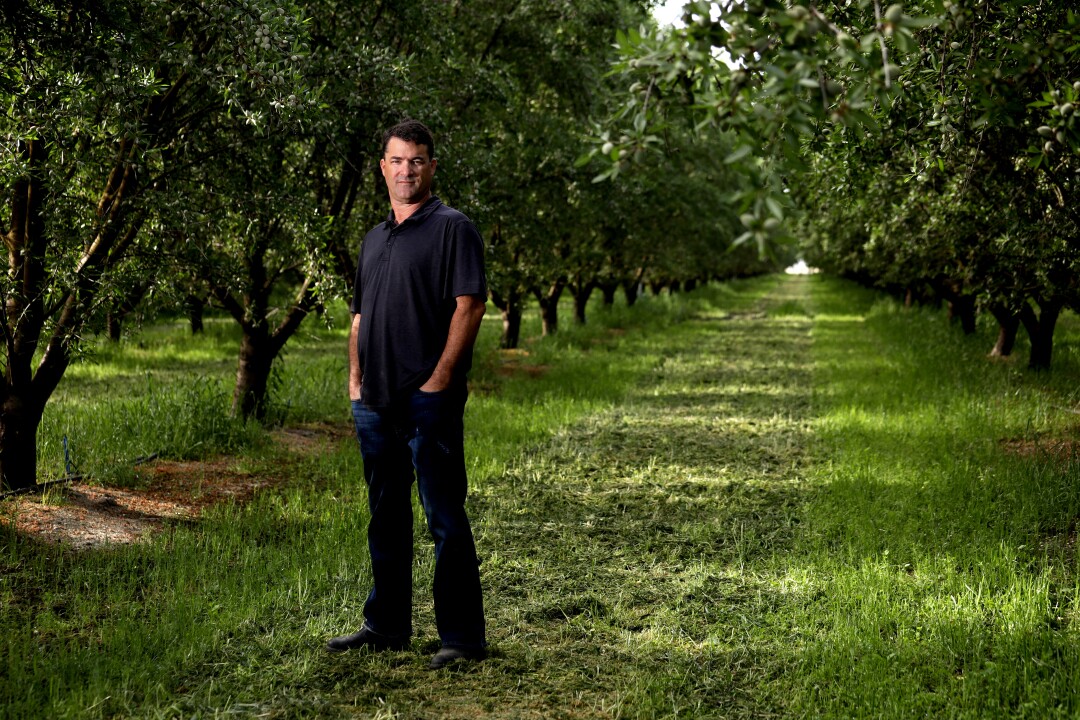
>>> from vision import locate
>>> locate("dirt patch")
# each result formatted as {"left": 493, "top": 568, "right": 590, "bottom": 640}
{"left": 494, "top": 348, "right": 550, "bottom": 379}
{"left": 271, "top": 422, "right": 353, "bottom": 452}
{"left": 0, "top": 423, "right": 349, "bottom": 550}
{"left": 999, "top": 435, "right": 1080, "bottom": 462}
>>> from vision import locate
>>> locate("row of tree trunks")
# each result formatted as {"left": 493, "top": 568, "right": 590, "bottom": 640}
{"left": 978, "top": 300, "right": 1061, "bottom": 371}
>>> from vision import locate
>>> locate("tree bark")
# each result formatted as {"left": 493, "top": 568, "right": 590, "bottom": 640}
{"left": 185, "top": 294, "right": 205, "bottom": 334}
{"left": 214, "top": 271, "right": 316, "bottom": 421}
{"left": 623, "top": 279, "right": 641, "bottom": 307}
{"left": 571, "top": 282, "right": 593, "bottom": 324}
{"left": 491, "top": 287, "right": 522, "bottom": 349}
{"left": 1, "top": 139, "right": 49, "bottom": 490}
{"left": 106, "top": 313, "right": 123, "bottom": 341}
{"left": 988, "top": 305, "right": 1020, "bottom": 358}
{"left": 106, "top": 280, "right": 151, "bottom": 341}
{"left": 946, "top": 295, "right": 977, "bottom": 335}
{"left": 501, "top": 303, "right": 522, "bottom": 350}
{"left": 599, "top": 283, "right": 618, "bottom": 306}
{"left": 0, "top": 394, "right": 44, "bottom": 491}
{"left": 233, "top": 328, "right": 275, "bottom": 420}
{"left": 535, "top": 280, "right": 565, "bottom": 337}
{"left": 1019, "top": 298, "right": 1062, "bottom": 371}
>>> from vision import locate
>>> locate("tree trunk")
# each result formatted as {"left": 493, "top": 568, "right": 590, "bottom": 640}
{"left": 105, "top": 281, "right": 151, "bottom": 342}
{"left": 988, "top": 305, "right": 1020, "bottom": 358}
{"left": 1, "top": 139, "right": 52, "bottom": 490}
{"left": 185, "top": 294, "right": 205, "bottom": 334}
{"left": 571, "top": 282, "right": 593, "bottom": 324}
{"left": 233, "top": 329, "right": 275, "bottom": 421}
{"left": 501, "top": 303, "right": 522, "bottom": 350}
{"left": 106, "top": 312, "right": 123, "bottom": 341}
{"left": 623, "top": 279, "right": 640, "bottom": 307}
{"left": 214, "top": 266, "right": 316, "bottom": 421}
{"left": 1020, "top": 299, "right": 1062, "bottom": 371}
{"left": 946, "top": 296, "right": 977, "bottom": 335}
{"left": 684, "top": 278, "right": 698, "bottom": 293}
{"left": 535, "top": 280, "right": 565, "bottom": 337}
{"left": 0, "top": 394, "right": 43, "bottom": 491}
{"left": 599, "top": 283, "right": 618, "bottom": 306}
{"left": 490, "top": 287, "right": 523, "bottom": 349}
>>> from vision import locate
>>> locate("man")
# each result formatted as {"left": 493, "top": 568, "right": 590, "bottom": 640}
{"left": 327, "top": 120, "right": 488, "bottom": 669}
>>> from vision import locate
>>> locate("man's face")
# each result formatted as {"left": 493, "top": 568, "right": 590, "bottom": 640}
{"left": 380, "top": 137, "right": 436, "bottom": 206}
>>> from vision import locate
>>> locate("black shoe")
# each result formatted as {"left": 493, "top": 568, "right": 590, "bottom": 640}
{"left": 326, "top": 626, "right": 409, "bottom": 653}
{"left": 428, "top": 645, "right": 487, "bottom": 669}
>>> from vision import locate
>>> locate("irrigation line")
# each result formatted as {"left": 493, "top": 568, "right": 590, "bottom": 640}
{"left": 0, "top": 452, "right": 161, "bottom": 501}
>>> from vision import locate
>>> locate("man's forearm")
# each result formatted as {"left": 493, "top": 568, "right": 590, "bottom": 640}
{"left": 349, "top": 313, "right": 363, "bottom": 400}
{"left": 420, "top": 295, "right": 486, "bottom": 392}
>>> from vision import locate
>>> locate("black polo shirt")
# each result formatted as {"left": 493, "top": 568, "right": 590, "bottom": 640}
{"left": 351, "top": 196, "right": 487, "bottom": 408}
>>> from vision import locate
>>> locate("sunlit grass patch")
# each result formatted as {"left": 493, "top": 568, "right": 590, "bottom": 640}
{"left": 789, "top": 276, "right": 1080, "bottom": 718}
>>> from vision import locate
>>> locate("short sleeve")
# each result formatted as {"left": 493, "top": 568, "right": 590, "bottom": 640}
{"left": 449, "top": 219, "right": 487, "bottom": 299}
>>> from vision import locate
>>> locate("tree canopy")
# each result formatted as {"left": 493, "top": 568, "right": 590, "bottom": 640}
{"left": 601, "top": 1, "right": 1080, "bottom": 368}
{"left": 1, "top": 0, "right": 784, "bottom": 489}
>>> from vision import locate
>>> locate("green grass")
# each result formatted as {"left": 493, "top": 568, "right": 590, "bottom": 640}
{"left": 3, "top": 275, "right": 1080, "bottom": 718}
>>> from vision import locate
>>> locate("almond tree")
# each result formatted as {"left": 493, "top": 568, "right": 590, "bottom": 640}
{"left": 0, "top": 0, "right": 307, "bottom": 489}
{"left": 173, "top": 1, "right": 420, "bottom": 420}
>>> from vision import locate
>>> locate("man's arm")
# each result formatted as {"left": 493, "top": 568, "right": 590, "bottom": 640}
{"left": 349, "top": 313, "right": 363, "bottom": 401}
{"left": 419, "top": 295, "right": 486, "bottom": 392}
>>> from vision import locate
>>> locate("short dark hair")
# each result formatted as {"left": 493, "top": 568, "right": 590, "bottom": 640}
{"left": 382, "top": 120, "right": 435, "bottom": 160}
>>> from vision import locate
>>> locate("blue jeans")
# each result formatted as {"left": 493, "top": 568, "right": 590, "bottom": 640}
{"left": 351, "top": 388, "right": 486, "bottom": 648}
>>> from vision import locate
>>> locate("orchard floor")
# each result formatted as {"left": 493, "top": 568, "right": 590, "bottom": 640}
{"left": 5, "top": 273, "right": 1080, "bottom": 719}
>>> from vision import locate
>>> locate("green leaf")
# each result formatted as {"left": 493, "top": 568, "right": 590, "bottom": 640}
{"left": 725, "top": 144, "right": 754, "bottom": 164}
{"left": 765, "top": 196, "right": 784, "bottom": 220}
{"left": 573, "top": 151, "right": 595, "bottom": 168}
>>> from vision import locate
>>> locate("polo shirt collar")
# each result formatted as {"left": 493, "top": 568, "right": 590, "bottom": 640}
{"left": 386, "top": 195, "right": 442, "bottom": 230}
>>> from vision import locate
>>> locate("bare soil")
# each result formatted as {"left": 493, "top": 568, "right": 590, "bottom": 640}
{"left": 0, "top": 423, "right": 349, "bottom": 550}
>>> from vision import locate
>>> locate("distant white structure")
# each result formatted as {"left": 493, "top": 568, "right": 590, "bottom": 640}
{"left": 785, "top": 260, "right": 817, "bottom": 275}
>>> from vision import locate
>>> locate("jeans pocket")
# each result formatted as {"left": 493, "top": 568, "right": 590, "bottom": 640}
{"left": 351, "top": 399, "right": 368, "bottom": 439}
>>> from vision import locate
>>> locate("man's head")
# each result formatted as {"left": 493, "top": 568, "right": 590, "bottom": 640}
{"left": 380, "top": 120, "right": 437, "bottom": 208}
{"left": 381, "top": 120, "right": 435, "bottom": 161}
